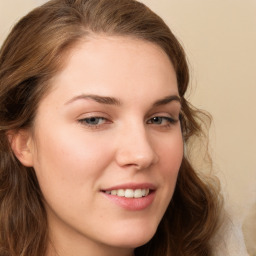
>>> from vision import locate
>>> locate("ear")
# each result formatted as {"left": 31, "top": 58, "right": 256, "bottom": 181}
{"left": 8, "top": 129, "right": 34, "bottom": 167}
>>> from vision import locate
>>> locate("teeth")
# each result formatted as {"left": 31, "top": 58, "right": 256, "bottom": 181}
{"left": 117, "top": 189, "right": 125, "bottom": 196}
{"left": 111, "top": 190, "right": 117, "bottom": 195}
{"left": 125, "top": 189, "right": 134, "bottom": 198}
{"left": 134, "top": 189, "right": 142, "bottom": 198}
{"left": 105, "top": 188, "right": 150, "bottom": 198}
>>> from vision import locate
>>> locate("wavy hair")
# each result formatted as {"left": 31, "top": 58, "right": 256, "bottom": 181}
{"left": 0, "top": 0, "right": 222, "bottom": 255}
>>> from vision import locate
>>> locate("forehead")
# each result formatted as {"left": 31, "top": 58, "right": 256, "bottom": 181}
{"left": 46, "top": 35, "right": 178, "bottom": 104}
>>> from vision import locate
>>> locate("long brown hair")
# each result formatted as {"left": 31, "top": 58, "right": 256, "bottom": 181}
{"left": 0, "top": 0, "right": 222, "bottom": 255}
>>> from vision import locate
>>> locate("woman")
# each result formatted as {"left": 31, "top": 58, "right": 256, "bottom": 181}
{"left": 0, "top": 0, "right": 222, "bottom": 255}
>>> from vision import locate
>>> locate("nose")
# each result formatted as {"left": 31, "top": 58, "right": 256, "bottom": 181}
{"left": 115, "top": 124, "right": 159, "bottom": 170}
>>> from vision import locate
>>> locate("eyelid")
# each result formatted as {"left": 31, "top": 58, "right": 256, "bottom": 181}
{"left": 147, "top": 116, "right": 178, "bottom": 124}
{"left": 77, "top": 112, "right": 113, "bottom": 128}
{"left": 78, "top": 117, "right": 112, "bottom": 131}
{"left": 76, "top": 111, "right": 111, "bottom": 119}
{"left": 147, "top": 111, "right": 180, "bottom": 120}
{"left": 146, "top": 110, "right": 181, "bottom": 127}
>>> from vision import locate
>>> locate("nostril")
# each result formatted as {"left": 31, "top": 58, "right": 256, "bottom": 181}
{"left": 114, "top": 130, "right": 159, "bottom": 169}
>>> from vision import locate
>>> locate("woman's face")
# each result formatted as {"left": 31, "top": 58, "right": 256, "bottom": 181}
{"left": 28, "top": 36, "right": 183, "bottom": 255}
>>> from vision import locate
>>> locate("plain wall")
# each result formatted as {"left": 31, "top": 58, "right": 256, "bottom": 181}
{"left": 1, "top": 0, "right": 255, "bottom": 255}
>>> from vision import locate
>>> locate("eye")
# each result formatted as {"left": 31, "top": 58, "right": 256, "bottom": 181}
{"left": 78, "top": 117, "right": 108, "bottom": 127}
{"left": 147, "top": 116, "right": 178, "bottom": 126}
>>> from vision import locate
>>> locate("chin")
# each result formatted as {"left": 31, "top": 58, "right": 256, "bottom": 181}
{"left": 110, "top": 235, "right": 154, "bottom": 250}
{"left": 106, "top": 222, "right": 158, "bottom": 249}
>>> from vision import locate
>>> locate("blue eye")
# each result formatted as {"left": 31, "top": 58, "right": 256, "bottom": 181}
{"left": 147, "top": 116, "right": 177, "bottom": 125}
{"left": 79, "top": 117, "right": 106, "bottom": 126}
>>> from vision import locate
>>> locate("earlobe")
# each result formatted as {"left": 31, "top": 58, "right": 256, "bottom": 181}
{"left": 8, "top": 130, "right": 34, "bottom": 167}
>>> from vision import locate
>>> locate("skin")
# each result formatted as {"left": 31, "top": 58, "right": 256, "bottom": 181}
{"left": 22, "top": 36, "right": 183, "bottom": 256}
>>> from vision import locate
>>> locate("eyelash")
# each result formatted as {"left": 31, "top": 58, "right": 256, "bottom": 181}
{"left": 78, "top": 117, "right": 108, "bottom": 128}
{"left": 78, "top": 115, "right": 179, "bottom": 129}
{"left": 147, "top": 116, "right": 178, "bottom": 126}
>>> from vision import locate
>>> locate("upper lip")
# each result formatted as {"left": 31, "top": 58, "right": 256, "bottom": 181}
{"left": 101, "top": 183, "right": 157, "bottom": 191}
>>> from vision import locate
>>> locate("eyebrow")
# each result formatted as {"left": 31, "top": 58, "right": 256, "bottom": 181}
{"left": 152, "top": 95, "right": 181, "bottom": 107}
{"left": 65, "top": 94, "right": 121, "bottom": 106}
{"left": 65, "top": 94, "right": 181, "bottom": 106}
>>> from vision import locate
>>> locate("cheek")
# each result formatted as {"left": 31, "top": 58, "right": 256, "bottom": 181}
{"left": 158, "top": 131, "right": 183, "bottom": 173}
{"left": 156, "top": 131, "right": 183, "bottom": 195}
{"left": 32, "top": 126, "right": 113, "bottom": 194}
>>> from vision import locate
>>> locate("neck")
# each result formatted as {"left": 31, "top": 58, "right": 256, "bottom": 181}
{"left": 46, "top": 235, "right": 135, "bottom": 256}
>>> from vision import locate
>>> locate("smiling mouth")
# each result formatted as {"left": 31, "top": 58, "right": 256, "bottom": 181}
{"left": 102, "top": 188, "right": 150, "bottom": 198}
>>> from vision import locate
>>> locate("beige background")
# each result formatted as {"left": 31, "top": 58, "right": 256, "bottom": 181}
{"left": 0, "top": 0, "right": 255, "bottom": 255}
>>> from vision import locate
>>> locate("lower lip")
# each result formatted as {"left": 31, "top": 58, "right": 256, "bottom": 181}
{"left": 102, "top": 191, "right": 155, "bottom": 211}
